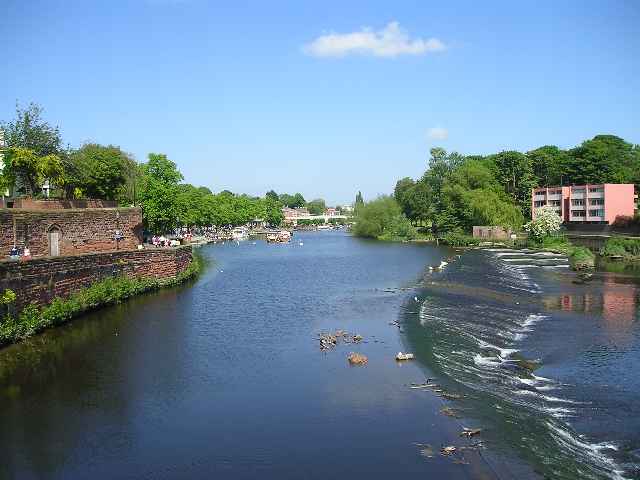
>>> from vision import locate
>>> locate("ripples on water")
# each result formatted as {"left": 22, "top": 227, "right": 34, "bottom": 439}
{"left": 407, "top": 248, "right": 640, "bottom": 479}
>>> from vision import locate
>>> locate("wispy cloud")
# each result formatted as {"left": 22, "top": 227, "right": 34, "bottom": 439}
{"left": 303, "top": 21, "right": 446, "bottom": 58}
{"left": 427, "top": 127, "right": 449, "bottom": 141}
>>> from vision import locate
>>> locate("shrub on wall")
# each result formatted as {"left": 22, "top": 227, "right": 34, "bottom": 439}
{"left": 0, "top": 254, "right": 200, "bottom": 347}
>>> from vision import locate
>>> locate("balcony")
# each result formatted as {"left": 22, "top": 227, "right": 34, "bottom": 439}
{"left": 547, "top": 194, "right": 562, "bottom": 200}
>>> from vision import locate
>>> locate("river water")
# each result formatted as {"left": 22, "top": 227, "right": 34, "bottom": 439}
{"left": 0, "top": 231, "right": 638, "bottom": 479}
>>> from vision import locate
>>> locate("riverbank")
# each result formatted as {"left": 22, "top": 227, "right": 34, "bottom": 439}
{"left": 0, "top": 252, "right": 200, "bottom": 348}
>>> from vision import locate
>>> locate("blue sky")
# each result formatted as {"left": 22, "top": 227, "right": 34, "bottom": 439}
{"left": 2, "top": 0, "right": 639, "bottom": 205}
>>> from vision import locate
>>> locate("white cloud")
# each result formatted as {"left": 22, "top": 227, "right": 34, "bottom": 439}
{"left": 303, "top": 21, "right": 446, "bottom": 58}
{"left": 427, "top": 127, "right": 449, "bottom": 141}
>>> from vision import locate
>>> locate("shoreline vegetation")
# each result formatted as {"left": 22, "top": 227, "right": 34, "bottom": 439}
{"left": 0, "top": 253, "right": 201, "bottom": 348}
{"left": 351, "top": 136, "right": 639, "bottom": 271}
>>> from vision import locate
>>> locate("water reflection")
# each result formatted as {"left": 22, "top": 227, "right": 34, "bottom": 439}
{"left": 542, "top": 274, "right": 639, "bottom": 336}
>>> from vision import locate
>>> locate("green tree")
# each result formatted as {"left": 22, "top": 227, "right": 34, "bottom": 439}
{"left": 1, "top": 102, "right": 61, "bottom": 157}
{"left": 353, "top": 196, "right": 416, "bottom": 240}
{"left": 265, "top": 190, "right": 279, "bottom": 202}
{"left": 490, "top": 151, "right": 536, "bottom": 217}
{"left": 527, "top": 145, "right": 569, "bottom": 187}
{"left": 4, "top": 147, "right": 64, "bottom": 195}
{"left": 307, "top": 198, "right": 326, "bottom": 215}
{"left": 566, "top": 135, "right": 638, "bottom": 185}
{"left": 68, "top": 143, "right": 133, "bottom": 200}
{"left": 138, "top": 153, "right": 183, "bottom": 233}
{"left": 354, "top": 191, "right": 364, "bottom": 215}
{"left": 263, "top": 197, "right": 284, "bottom": 226}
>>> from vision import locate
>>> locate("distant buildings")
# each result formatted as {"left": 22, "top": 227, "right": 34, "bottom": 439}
{"left": 531, "top": 184, "right": 636, "bottom": 224}
{"left": 281, "top": 207, "right": 310, "bottom": 220}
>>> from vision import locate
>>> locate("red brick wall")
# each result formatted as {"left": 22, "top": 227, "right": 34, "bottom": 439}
{"left": 7, "top": 198, "right": 117, "bottom": 209}
{"left": 0, "top": 207, "right": 143, "bottom": 258}
{"left": 0, "top": 246, "right": 193, "bottom": 310}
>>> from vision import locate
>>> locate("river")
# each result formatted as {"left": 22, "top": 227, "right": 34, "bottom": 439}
{"left": 0, "top": 231, "right": 638, "bottom": 479}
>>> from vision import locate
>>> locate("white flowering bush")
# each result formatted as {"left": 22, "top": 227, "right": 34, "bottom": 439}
{"left": 524, "top": 206, "right": 562, "bottom": 240}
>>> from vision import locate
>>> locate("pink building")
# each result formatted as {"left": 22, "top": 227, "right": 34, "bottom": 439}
{"left": 531, "top": 184, "right": 636, "bottom": 224}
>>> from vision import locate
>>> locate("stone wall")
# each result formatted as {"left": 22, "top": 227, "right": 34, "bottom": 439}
{"left": 1, "top": 207, "right": 143, "bottom": 258}
{"left": 472, "top": 226, "right": 512, "bottom": 240}
{"left": 0, "top": 246, "right": 192, "bottom": 310}
{"left": 1, "top": 198, "right": 117, "bottom": 209}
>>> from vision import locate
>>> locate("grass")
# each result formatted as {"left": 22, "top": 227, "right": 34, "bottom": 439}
{"left": 0, "top": 253, "right": 201, "bottom": 348}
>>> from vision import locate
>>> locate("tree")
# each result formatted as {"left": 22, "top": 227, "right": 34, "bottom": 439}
{"left": 137, "top": 153, "right": 183, "bottom": 233}
{"left": 566, "top": 135, "right": 638, "bottom": 185}
{"left": 354, "top": 191, "right": 364, "bottom": 215}
{"left": 68, "top": 143, "right": 133, "bottom": 200}
{"left": 1, "top": 102, "right": 61, "bottom": 157}
{"left": 1, "top": 103, "right": 64, "bottom": 196}
{"left": 4, "top": 147, "right": 64, "bottom": 195}
{"left": 527, "top": 145, "right": 569, "bottom": 187}
{"left": 524, "top": 206, "right": 562, "bottom": 241}
{"left": 263, "top": 197, "right": 284, "bottom": 226}
{"left": 490, "top": 151, "right": 536, "bottom": 217}
{"left": 307, "top": 198, "right": 326, "bottom": 215}
{"left": 265, "top": 190, "right": 279, "bottom": 202}
{"left": 279, "top": 192, "right": 306, "bottom": 208}
{"left": 352, "top": 196, "right": 416, "bottom": 240}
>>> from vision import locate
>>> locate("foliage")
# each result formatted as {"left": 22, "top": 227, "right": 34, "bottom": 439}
{"left": 4, "top": 147, "right": 64, "bottom": 195}
{"left": 354, "top": 191, "right": 364, "bottom": 215}
{"left": 0, "top": 254, "right": 200, "bottom": 347}
{"left": 278, "top": 192, "right": 306, "bottom": 208}
{"left": 307, "top": 198, "right": 326, "bottom": 215}
{"left": 527, "top": 145, "right": 569, "bottom": 187}
{"left": 297, "top": 218, "right": 326, "bottom": 226}
{"left": 488, "top": 150, "right": 536, "bottom": 217}
{"left": 600, "top": 238, "right": 640, "bottom": 259}
{"left": 439, "top": 232, "right": 480, "bottom": 247}
{"left": 67, "top": 143, "right": 134, "bottom": 200}
{"left": 352, "top": 195, "right": 416, "bottom": 241}
{"left": 0, "top": 289, "right": 16, "bottom": 305}
{"left": 137, "top": 153, "right": 184, "bottom": 233}
{"left": 524, "top": 235, "right": 595, "bottom": 270}
{"left": 523, "top": 206, "right": 562, "bottom": 240}
{"left": 1, "top": 102, "right": 61, "bottom": 157}
{"left": 566, "top": 135, "right": 640, "bottom": 185}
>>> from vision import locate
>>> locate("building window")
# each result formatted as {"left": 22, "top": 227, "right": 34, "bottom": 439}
{"left": 589, "top": 187, "right": 604, "bottom": 193}
{"left": 589, "top": 209, "right": 604, "bottom": 217}
{"left": 572, "top": 187, "right": 585, "bottom": 193}
{"left": 571, "top": 210, "right": 586, "bottom": 217}
{"left": 589, "top": 198, "right": 604, "bottom": 205}
{"left": 554, "top": 189, "right": 562, "bottom": 194}
{"left": 535, "top": 191, "right": 545, "bottom": 197}
{"left": 534, "top": 201, "right": 546, "bottom": 207}
{"left": 550, "top": 200, "right": 561, "bottom": 206}
{"left": 571, "top": 199, "right": 584, "bottom": 206}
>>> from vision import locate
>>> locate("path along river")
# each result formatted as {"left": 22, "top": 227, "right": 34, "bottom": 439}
{"left": 0, "top": 231, "right": 638, "bottom": 479}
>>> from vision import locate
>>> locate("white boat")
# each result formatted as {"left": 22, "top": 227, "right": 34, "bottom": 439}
{"left": 266, "top": 230, "right": 292, "bottom": 243}
{"left": 231, "top": 227, "right": 249, "bottom": 241}
{"left": 316, "top": 224, "right": 333, "bottom": 231}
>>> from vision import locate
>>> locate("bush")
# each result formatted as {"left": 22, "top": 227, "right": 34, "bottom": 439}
{"left": 0, "top": 254, "right": 201, "bottom": 347}
{"left": 439, "top": 232, "right": 480, "bottom": 247}
{"left": 600, "top": 237, "right": 640, "bottom": 259}
{"left": 523, "top": 206, "right": 562, "bottom": 240}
